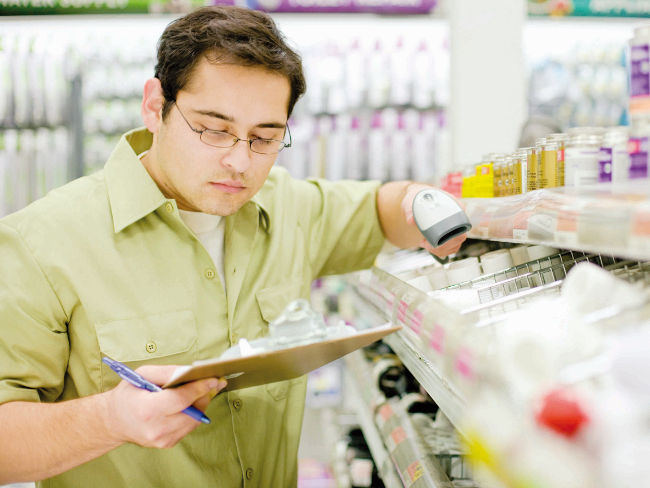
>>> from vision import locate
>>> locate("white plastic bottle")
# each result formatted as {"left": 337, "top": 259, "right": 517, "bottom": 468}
{"left": 367, "top": 40, "right": 390, "bottom": 109}
{"left": 367, "top": 111, "right": 388, "bottom": 181}
{"left": 389, "top": 111, "right": 410, "bottom": 181}
{"left": 345, "top": 115, "right": 365, "bottom": 180}
{"left": 325, "top": 115, "right": 346, "bottom": 181}
{"left": 412, "top": 40, "right": 436, "bottom": 109}
{"left": 344, "top": 38, "right": 366, "bottom": 111}
{"left": 389, "top": 37, "right": 413, "bottom": 107}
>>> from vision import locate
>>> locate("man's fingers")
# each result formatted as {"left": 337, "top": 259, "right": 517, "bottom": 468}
{"left": 163, "top": 377, "right": 227, "bottom": 414}
{"left": 134, "top": 365, "right": 180, "bottom": 386}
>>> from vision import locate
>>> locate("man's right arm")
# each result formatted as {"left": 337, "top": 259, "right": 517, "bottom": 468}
{"left": 0, "top": 366, "right": 225, "bottom": 484}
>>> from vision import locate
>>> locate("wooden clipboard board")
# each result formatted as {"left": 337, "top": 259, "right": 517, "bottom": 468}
{"left": 163, "top": 323, "right": 400, "bottom": 391}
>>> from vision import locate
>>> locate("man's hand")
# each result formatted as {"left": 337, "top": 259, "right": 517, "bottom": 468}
{"left": 102, "top": 365, "right": 226, "bottom": 449}
{"left": 400, "top": 183, "right": 467, "bottom": 258}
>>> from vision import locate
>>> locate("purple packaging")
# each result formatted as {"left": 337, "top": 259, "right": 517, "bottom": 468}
{"left": 246, "top": 0, "right": 437, "bottom": 14}
{"left": 630, "top": 44, "right": 650, "bottom": 98}
{"left": 628, "top": 136, "right": 649, "bottom": 179}
{"left": 599, "top": 147, "right": 613, "bottom": 182}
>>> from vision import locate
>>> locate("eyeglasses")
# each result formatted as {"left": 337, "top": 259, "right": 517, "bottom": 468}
{"left": 172, "top": 101, "right": 291, "bottom": 155}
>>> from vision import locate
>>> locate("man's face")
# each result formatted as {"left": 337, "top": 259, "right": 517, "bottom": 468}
{"left": 147, "top": 58, "right": 291, "bottom": 216}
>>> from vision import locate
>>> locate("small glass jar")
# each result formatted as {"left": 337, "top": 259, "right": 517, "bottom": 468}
{"left": 537, "top": 138, "right": 560, "bottom": 189}
{"left": 503, "top": 154, "right": 514, "bottom": 196}
{"left": 493, "top": 158, "right": 503, "bottom": 197}
{"left": 514, "top": 149, "right": 528, "bottom": 194}
{"left": 524, "top": 146, "right": 537, "bottom": 191}
{"left": 565, "top": 128, "right": 604, "bottom": 186}
{"left": 546, "top": 133, "right": 568, "bottom": 187}
{"left": 492, "top": 154, "right": 507, "bottom": 197}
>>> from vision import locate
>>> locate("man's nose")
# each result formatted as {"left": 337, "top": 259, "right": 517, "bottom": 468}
{"left": 220, "top": 139, "right": 252, "bottom": 173}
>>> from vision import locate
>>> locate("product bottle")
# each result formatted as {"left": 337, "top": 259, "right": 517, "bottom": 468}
{"left": 599, "top": 126, "right": 629, "bottom": 183}
{"left": 367, "top": 111, "right": 388, "bottom": 181}
{"left": 389, "top": 111, "right": 410, "bottom": 181}
{"left": 412, "top": 40, "right": 435, "bottom": 109}
{"left": 628, "top": 113, "right": 650, "bottom": 179}
{"left": 539, "top": 138, "right": 559, "bottom": 188}
{"left": 564, "top": 127, "right": 604, "bottom": 186}
{"left": 409, "top": 110, "right": 434, "bottom": 182}
{"left": 344, "top": 39, "right": 366, "bottom": 111}
{"left": 345, "top": 116, "right": 365, "bottom": 180}
{"left": 628, "top": 25, "right": 650, "bottom": 114}
{"left": 525, "top": 146, "right": 538, "bottom": 191}
{"left": 326, "top": 115, "right": 346, "bottom": 181}
{"left": 367, "top": 40, "right": 390, "bottom": 109}
{"left": 546, "top": 133, "right": 567, "bottom": 187}
{"left": 389, "top": 37, "right": 412, "bottom": 107}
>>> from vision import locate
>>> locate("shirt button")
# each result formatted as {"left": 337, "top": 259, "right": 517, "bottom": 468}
{"left": 232, "top": 399, "right": 242, "bottom": 410}
{"left": 164, "top": 202, "right": 174, "bottom": 213}
{"left": 205, "top": 269, "right": 215, "bottom": 280}
{"left": 145, "top": 342, "right": 157, "bottom": 353}
{"left": 245, "top": 468, "right": 254, "bottom": 480}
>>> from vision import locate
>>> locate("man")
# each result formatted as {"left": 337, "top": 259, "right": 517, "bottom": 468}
{"left": 0, "top": 6, "right": 465, "bottom": 487}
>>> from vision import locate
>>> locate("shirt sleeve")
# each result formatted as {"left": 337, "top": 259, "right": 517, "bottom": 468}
{"left": 293, "top": 177, "right": 386, "bottom": 278}
{"left": 0, "top": 222, "right": 69, "bottom": 404}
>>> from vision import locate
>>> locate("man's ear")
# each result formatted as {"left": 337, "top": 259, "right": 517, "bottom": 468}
{"left": 141, "top": 78, "right": 165, "bottom": 133}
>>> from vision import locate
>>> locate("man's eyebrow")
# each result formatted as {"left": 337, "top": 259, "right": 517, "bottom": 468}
{"left": 194, "top": 110, "right": 286, "bottom": 129}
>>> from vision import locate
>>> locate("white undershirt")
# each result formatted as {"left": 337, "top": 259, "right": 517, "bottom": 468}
{"left": 178, "top": 209, "right": 226, "bottom": 292}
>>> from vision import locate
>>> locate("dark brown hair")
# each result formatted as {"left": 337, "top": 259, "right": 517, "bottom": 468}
{"left": 155, "top": 6, "right": 306, "bottom": 120}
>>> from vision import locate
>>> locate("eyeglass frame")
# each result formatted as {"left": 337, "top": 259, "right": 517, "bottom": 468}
{"left": 170, "top": 100, "right": 292, "bottom": 155}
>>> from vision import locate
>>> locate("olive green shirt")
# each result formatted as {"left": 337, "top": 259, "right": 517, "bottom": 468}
{"left": 0, "top": 128, "right": 385, "bottom": 487}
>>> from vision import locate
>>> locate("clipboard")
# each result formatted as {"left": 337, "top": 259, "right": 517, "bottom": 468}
{"left": 163, "top": 323, "right": 400, "bottom": 391}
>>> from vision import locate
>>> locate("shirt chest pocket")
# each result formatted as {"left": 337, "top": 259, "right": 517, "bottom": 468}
{"left": 255, "top": 279, "right": 308, "bottom": 400}
{"left": 95, "top": 310, "right": 198, "bottom": 392}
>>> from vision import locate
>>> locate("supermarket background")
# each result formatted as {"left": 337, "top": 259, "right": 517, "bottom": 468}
{"left": 1, "top": 0, "right": 650, "bottom": 487}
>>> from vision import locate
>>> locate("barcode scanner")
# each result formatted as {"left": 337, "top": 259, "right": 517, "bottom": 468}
{"left": 412, "top": 189, "right": 472, "bottom": 263}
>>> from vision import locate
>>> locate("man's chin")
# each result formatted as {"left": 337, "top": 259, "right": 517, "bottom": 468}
{"left": 197, "top": 199, "right": 245, "bottom": 217}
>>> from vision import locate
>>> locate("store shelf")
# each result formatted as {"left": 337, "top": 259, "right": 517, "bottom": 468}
{"left": 345, "top": 349, "right": 460, "bottom": 488}
{"left": 464, "top": 181, "right": 650, "bottom": 261}
{"left": 345, "top": 243, "right": 650, "bottom": 488}
{"left": 383, "top": 329, "right": 467, "bottom": 438}
{"left": 344, "top": 351, "right": 404, "bottom": 488}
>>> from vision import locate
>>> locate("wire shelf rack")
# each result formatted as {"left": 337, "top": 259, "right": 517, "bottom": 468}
{"left": 433, "top": 251, "right": 650, "bottom": 320}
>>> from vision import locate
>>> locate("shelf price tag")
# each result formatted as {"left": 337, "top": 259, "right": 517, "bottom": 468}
{"left": 631, "top": 204, "right": 650, "bottom": 253}
{"left": 397, "top": 299, "right": 409, "bottom": 325}
{"left": 455, "top": 346, "right": 475, "bottom": 381}
{"left": 410, "top": 308, "right": 424, "bottom": 336}
{"left": 555, "top": 210, "right": 579, "bottom": 247}
{"left": 512, "top": 210, "right": 532, "bottom": 241}
{"left": 428, "top": 323, "right": 445, "bottom": 355}
{"left": 406, "top": 461, "right": 424, "bottom": 483}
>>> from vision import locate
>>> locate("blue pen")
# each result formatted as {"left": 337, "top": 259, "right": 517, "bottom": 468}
{"left": 102, "top": 357, "right": 211, "bottom": 425}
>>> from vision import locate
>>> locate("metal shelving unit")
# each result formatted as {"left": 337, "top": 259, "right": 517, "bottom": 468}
{"left": 383, "top": 330, "right": 466, "bottom": 438}
{"left": 344, "top": 351, "right": 406, "bottom": 488}
{"left": 345, "top": 348, "right": 463, "bottom": 488}
{"left": 344, "top": 187, "right": 650, "bottom": 488}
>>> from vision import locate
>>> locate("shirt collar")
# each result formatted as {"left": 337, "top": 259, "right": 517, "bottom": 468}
{"left": 105, "top": 127, "right": 272, "bottom": 234}
{"left": 250, "top": 192, "right": 271, "bottom": 234}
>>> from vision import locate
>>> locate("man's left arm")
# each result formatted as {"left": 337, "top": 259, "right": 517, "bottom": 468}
{"left": 376, "top": 181, "right": 467, "bottom": 258}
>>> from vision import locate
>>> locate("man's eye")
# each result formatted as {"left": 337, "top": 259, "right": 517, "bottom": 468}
{"left": 206, "top": 130, "right": 233, "bottom": 139}
{"left": 256, "top": 139, "right": 274, "bottom": 146}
